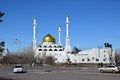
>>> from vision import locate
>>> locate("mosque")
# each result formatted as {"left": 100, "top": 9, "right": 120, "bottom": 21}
{"left": 33, "top": 15, "right": 115, "bottom": 64}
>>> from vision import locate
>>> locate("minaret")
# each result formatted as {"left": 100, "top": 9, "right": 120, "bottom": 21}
{"left": 58, "top": 25, "right": 61, "bottom": 46}
{"left": 65, "top": 14, "right": 71, "bottom": 53}
{"left": 33, "top": 16, "right": 37, "bottom": 52}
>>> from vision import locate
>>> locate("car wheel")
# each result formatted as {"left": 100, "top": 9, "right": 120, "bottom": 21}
{"left": 100, "top": 69, "right": 103, "bottom": 73}
{"left": 112, "top": 70, "right": 116, "bottom": 73}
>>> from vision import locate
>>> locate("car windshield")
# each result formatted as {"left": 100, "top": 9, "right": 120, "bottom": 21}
{"left": 105, "top": 65, "right": 115, "bottom": 68}
{"left": 14, "top": 66, "right": 22, "bottom": 68}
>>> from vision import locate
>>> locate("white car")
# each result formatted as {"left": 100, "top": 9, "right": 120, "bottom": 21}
{"left": 13, "top": 65, "right": 23, "bottom": 73}
{"left": 99, "top": 65, "right": 120, "bottom": 73}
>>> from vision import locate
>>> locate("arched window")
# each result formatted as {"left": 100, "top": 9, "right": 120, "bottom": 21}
{"left": 49, "top": 49, "right": 52, "bottom": 51}
{"left": 54, "top": 49, "right": 57, "bottom": 51}
{"left": 59, "top": 49, "right": 63, "bottom": 51}
{"left": 104, "top": 50, "right": 105, "bottom": 53}
{"left": 96, "top": 59, "right": 99, "bottom": 61}
{"left": 82, "top": 59, "right": 84, "bottom": 61}
{"left": 49, "top": 46, "right": 52, "bottom": 48}
{"left": 87, "top": 58, "right": 90, "bottom": 61}
{"left": 38, "top": 49, "right": 42, "bottom": 51}
{"left": 103, "top": 59, "right": 106, "bottom": 61}
{"left": 43, "top": 46, "right": 47, "bottom": 48}
{"left": 53, "top": 46, "right": 56, "bottom": 48}
{"left": 58, "top": 46, "right": 62, "bottom": 48}
{"left": 39, "top": 45, "right": 42, "bottom": 47}
{"left": 44, "top": 49, "right": 47, "bottom": 51}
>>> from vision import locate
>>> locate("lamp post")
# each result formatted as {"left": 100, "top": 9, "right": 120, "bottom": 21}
{"left": 14, "top": 39, "right": 22, "bottom": 64}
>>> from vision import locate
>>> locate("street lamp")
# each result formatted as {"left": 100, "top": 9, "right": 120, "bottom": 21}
{"left": 14, "top": 39, "right": 22, "bottom": 64}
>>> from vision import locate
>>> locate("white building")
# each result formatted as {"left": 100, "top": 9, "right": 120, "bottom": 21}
{"left": 34, "top": 15, "right": 115, "bottom": 64}
{"left": 68, "top": 48, "right": 115, "bottom": 64}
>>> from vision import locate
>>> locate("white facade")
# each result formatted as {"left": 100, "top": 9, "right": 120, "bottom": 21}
{"left": 68, "top": 48, "right": 115, "bottom": 64}
{"left": 35, "top": 44, "right": 115, "bottom": 64}
{"left": 34, "top": 41, "right": 68, "bottom": 63}
{"left": 34, "top": 15, "right": 116, "bottom": 64}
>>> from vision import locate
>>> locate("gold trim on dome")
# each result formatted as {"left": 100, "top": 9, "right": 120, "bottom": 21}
{"left": 42, "top": 34, "right": 55, "bottom": 43}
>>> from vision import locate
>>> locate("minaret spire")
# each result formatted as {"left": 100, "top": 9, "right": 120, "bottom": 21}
{"left": 33, "top": 16, "right": 37, "bottom": 52}
{"left": 65, "top": 14, "right": 71, "bottom": 53}
{"left": 58, "top": 25, "right": 62, "bottom": 46}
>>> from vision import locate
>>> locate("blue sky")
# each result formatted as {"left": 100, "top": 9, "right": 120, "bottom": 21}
{"left": 0, "top": 0, "right": 120, "bottom": 52}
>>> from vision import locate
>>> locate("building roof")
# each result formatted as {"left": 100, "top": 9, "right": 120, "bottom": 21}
{"left": 42, "top": 34, "right": 55, "bottom": 43}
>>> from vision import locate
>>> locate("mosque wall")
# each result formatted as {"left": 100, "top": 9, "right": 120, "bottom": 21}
{"left": 35, "top": 46, "right": 115, "bottom": 64}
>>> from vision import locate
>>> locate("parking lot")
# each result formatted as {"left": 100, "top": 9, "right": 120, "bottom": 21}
{"left": 0, "top": 65, "right": 120, "bottom": 80}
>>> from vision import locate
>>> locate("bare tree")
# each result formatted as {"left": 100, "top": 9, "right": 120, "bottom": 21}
{"left": 115, "top": 49, "right": 120, "bottom": 66}
{"left": 0, "top": 11, "right": 4, "bottom": 23}
{"left": 2, "top": 46, "right": 35, "bottom": 65}
{"left": 2, "top": 53, "right": 18, "bottom": 64}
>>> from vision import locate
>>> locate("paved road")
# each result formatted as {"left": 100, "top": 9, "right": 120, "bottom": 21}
{"left": 0, "top": 78, "right": 13, "bottom": 80}
{"left": 0, "top": 65, "right": 120, "bottom": 80}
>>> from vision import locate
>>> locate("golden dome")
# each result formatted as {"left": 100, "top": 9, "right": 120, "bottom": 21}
{"left": 42, "top": 34, "right": 55, "bottom": 43}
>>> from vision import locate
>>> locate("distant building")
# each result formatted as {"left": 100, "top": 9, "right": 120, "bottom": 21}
{"left": 34, "top": 15, "right": 115, "bottom": 64}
